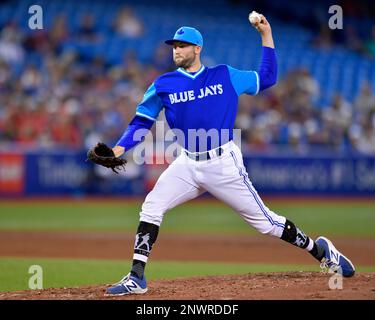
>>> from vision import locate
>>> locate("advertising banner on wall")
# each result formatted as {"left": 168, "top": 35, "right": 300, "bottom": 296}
{"left": 0, "top": 153, "right": 25, "bottom": 195}
{"left": 0, "top": 150, "right": 374, "bottom": 197}
{"left": 244, "top": 154, "right": 375, "bottom": 195}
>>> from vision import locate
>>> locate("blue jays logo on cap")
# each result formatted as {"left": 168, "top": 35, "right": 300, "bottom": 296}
{"left": 165, "top": 26, "right": 203, "bottom": 46}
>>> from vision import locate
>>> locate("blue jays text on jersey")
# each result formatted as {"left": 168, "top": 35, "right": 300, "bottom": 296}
{"left": 135, "top": 64, "right": 259, "bottom": 152}
{"left": 168, "top": 83, "right": 223, "bottom": 104}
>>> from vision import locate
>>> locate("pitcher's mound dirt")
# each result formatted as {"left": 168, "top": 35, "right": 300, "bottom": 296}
{"left": 1, "top": 272, "right": 374, "bottom": 300}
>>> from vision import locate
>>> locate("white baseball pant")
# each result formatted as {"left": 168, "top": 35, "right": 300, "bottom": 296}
{"left": 139, "top": 140, "right": 286, "bottom": 237}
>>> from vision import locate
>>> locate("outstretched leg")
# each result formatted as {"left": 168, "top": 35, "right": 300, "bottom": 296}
{"left": 200, "top": 142, "right": 355, "bottom": 276}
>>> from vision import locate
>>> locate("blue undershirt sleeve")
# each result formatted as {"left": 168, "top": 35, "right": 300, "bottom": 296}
{"left": 115, "top": 115, "right": 154, "bottom": 151}
{"left": 115, "top": 82, "right": 163, "bottom": 151}
{"left": 227, "top": 46, "right": 277, "bottom": 96}
{"left": 258, "top": 46, "right": 277, "bottom": 91}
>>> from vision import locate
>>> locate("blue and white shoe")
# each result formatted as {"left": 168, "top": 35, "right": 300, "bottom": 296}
{"left": 106, "top": 273, "right": 148, "bottom": 296}
{"left": 316, "top": 236, "right": 355, "bottom": 278}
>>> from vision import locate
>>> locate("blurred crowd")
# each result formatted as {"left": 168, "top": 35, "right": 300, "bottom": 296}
{"left": 313, "top": 1, "right": 375, "bottom": 58}
{"left": 0, "top": 7, "right": 171, "bottom": 151}
{"left": 237, "top": 73, "right": 375, "bottom": 155}
{"left": 313, "top": 22, "right": 375, "bottom": 58}
{"left": 0, "top": 6, "right": 374, "bottom": 155}
{"left": 241, "top": 0, "right": 375, "bottom": 57}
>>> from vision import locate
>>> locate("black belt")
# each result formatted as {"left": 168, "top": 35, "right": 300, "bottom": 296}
{"left": 185, "top": 147, "right": 224, "bottom": 161}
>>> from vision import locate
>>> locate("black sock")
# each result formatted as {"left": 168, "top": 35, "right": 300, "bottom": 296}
{"left": 281, "top": 219, "right": 326, "bottom": 262}
{"left": 281, "top": 219, "right": 310, "bottom": 249}
{"left": 131, "top": 260, "right": 146, "bottom": 279}
{"left": 309, "top": 242, "right": 325, "bottom": 262}
{"left": 130, "top": 221, "right": 159, "bottom": 279}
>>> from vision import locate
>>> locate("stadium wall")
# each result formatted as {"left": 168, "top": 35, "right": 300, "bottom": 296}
{"left": 0, "top": 151, "right": 374, "bottom": 197}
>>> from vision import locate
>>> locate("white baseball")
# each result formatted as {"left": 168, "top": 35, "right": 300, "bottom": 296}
{"left": 249, "top": 11, "right": 261, "bottom": 25}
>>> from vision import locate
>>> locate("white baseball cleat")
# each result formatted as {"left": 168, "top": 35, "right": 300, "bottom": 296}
{"left": 316, "top": 236, "right": 355, "bottom": 277}
{"left": 105, "top": 273, "right": 148, "bottom": 296}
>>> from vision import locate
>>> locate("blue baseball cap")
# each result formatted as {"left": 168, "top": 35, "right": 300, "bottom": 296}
{"left": 165, "top": 26, "right": 203, "bottom": 46}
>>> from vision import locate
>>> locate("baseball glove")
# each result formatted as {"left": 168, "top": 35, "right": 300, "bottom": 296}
{"left": 87, "top": 142, "right": 127, "bottom": 174}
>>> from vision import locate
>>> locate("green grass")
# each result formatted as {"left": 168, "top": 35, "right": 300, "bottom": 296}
{"left": 0, "top": 200, "right": 374, "bottom": 236}
{"left": 1, "top": 257, "right": 374, "bottom": 292}
{"left": 0, "top": 200, "right": 373, "bottom": 293}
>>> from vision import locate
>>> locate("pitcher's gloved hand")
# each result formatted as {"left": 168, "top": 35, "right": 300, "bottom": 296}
{"left": 87, "top": 142, "right": 127, "bottom": 174}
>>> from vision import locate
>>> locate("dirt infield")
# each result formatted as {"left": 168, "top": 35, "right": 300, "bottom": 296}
{"left": 0, "top": 231, "right": 374, "bottom": 265}
{"left": 0, "top": 273, "right": 374, "bottom": 300}
{"left": 0, "top": 230, "right": 374, "bottom": 300}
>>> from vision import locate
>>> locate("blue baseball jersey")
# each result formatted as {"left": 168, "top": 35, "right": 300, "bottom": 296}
{"left": 136, "top": 64, "right": 259, "bottom": 152}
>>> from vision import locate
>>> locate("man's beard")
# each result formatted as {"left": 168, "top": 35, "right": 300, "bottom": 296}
{"left": 174, "top": 55, "right": 195, "bottom": 69}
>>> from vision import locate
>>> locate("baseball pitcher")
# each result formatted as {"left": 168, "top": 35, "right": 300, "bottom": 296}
{"left": 88, "top": 12, "right": 355, "bottom": 295}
